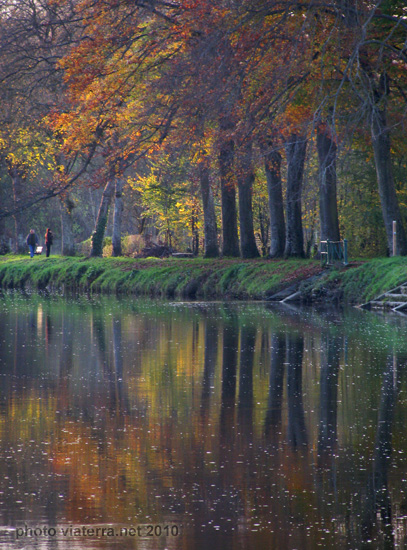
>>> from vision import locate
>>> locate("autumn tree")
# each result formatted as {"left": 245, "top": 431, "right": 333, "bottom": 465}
{"left": 2, "top": 0, "right": 405, "bottom": 261}
{"left": 305, "top": 0, "right": 407, "bottom": 253}
{"left": 236, "top": 137, "right": 260, "bottom": 258}
{"left": 196, "top": 140, "right": 219, "bottom": 258}
{"left": 317, "top": 121, "right": 341, "bottom": 243}
{"left": 0, "top": 0, "right": 81, "bottom": 224}
{"left": 260, "top": 138, "right": 285, "bottom": 257}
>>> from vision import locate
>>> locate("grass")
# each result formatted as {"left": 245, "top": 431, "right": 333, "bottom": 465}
{"left": 301, "top": 256, "right": 407, "bottom": 304}
{"left": 0, "top": 254, "right": 322, "bottom": 300}
{"left": 1, "top": 254, "right": 406, "bottom": 303}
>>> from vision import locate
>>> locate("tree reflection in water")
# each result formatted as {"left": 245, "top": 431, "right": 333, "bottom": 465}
{"left": 1, "top": 297, "right": 407, "bottom": 549}
{"left": 317, "top": 331, "right": 341, "bottom": 483}
{"left": 361, "top": 354, "right": 405, "bottom": 549}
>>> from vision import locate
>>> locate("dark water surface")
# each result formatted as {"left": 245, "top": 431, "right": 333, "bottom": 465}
{"left": 1, "top": 293, "right": 407, "bottom": 549}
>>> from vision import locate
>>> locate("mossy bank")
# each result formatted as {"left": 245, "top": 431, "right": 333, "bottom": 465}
{"left": 300, "top": 256, "right": 407, "bottom": 304}
{"left": 1, "top": 255, "right": 407, "bottom": 304}
{"left": 0, "top": 255, "right": 321, "bottom": 300}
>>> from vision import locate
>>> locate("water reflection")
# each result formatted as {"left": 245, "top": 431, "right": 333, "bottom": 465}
{"left": 264, "top": 333, "right": 285, "bottom": 442}
{"left": 317, "top": 332, "right": 340, "bottom": 472}
{"left": 1, "top": 295, "right": 407, "bottom": 548}
{"left": 361, "top": 354, "right": 405, "bottom": 549}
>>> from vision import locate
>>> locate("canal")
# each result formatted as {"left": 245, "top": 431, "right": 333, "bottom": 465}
{"left": 1, "top": 293, "right": 407, "bottom": 549}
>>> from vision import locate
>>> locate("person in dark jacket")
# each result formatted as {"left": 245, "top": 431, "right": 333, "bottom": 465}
{"left": 45, "top": 228, "right": 53, "bottom": 258}
{"left": 26, "top": 229, "right": 38, "bottom": 258}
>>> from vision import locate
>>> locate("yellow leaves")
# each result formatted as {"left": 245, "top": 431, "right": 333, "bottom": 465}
{"left": 2, "top": 124, "right": 65, "bottom": 181}
{"left": 47, "top": 0, "right": 181, "bottom": 160}
{"left": 129, "top": 152, "right": 202, "bottom": 243}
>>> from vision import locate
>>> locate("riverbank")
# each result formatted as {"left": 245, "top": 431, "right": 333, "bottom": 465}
{"left": 0, "top": 255, "right": 406, "bottom": 304}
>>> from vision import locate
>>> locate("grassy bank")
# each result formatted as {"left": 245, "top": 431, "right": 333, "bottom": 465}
{"left": 0, "top": 255, "right": 321, "bottom": 300}
{"left": 300, "top": 256, "right": 407, "bottom": 304}
{"left": 1, "top": 255, "right": 406, "bottom": 303}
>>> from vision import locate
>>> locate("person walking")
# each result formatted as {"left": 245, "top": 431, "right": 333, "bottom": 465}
{"left": 26, "top": 229, "right": 39, "bottom": 258}
{"left": 45, "top": 228, "right": 53, "bottom": 258}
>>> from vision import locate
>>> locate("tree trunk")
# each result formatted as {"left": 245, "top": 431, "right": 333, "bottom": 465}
{"left": 191, "top": 203, "right": 200, "bottom": 255}
{"left": 0, "top": 215, "right": 6, "bottom": 253}
{"left": 317, "top": 124, "right": 341, "bottom": 242}
{"left": 257, "top": 203, "right": 269, "bottom": 256}
{"left": 371, "top": 104, "right": 407, "bottom": 255}
{"left": 236, "top": 140, "right": 259, "bottom": 258}
{"left": 9, "top": 166, "right": 24, "bottom": 253}
{"left": 90, "top": 179, "right": 115, "bottom": 257}
{"left": 60, "top": 195, "right": 76, "bottom": 256}
{"left": 112, "top": 178, "right": 124, "bottom": 257}
{"left": 284, "top": 134, "right": 306, "bottom": 257}
{"left": 198, "top": 157, "right": 219, "bottom": 257}
{"left": 262, "top": 142, "right": 286, "bottom": 257}
{"left": 219, "top": 118, "right": 240, "bottom": 257}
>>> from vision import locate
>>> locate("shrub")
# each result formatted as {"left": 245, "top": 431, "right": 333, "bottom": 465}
{"left": 102, "top": 236, "right": 112, "bottom": 257}
{"left": 76, "top": 238, "right": 92, "bottom": 256}
{"left": 122, "top": 235, "right": 145, "bottom": 256}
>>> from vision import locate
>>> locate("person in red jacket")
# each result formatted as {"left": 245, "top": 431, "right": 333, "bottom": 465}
{"left": 45, "top": 228, "right": 53, "bottom": 258}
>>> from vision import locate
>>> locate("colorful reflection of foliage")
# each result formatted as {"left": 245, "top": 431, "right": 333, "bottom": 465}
{"left": 1, "top": 297, "right": 407, "bottom": 548}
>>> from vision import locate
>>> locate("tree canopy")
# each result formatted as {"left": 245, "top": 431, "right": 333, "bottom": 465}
{"left": 1, "top": 0, "right": 407, "bottom": 257}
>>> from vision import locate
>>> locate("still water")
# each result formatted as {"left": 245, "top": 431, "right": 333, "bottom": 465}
{"left": 1, "top": 293, "right": 407, "bottom": 549}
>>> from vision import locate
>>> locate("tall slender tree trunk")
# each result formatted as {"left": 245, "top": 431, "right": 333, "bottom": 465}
{"left": 90, "top": 179, "right": 115, "bottom": 257}
{"left": 317, "top": 124, "right": 341, "bottom": 242}
{"left": 236, "top": 140, "right": 259, "bottom": 258}
{"left": 257, "top": 204, "right": 269, "bottom": 256}
{"left": 219, "top": 117, "right": 239, "bottom": 257}
{"left": 284, "top": 134, "right": 306, "bottom": 257}
{"left": 191, "top": 202, "right": 200, "bottom": 255}
{"left": 60, "top": 195, "right": 76, "bottom": 256}
{"left": 0, "top": 215, "right": 6, "bottom": 253}
{"left": 198, "top": 156, "right": 219, "bottom": 258}
{"left": 0, "top": 164, "right": 5, "bottom": 249}
{"left": 9, "top": 166, "right": 24, "bottom": 253}
{"left": 112, "top": 178, "right": 124, "bottom": 257}
{"left": 371, "top": 99, "right": 407, "bottom": 255}
{"left": 262, "top": 141, "right": 285, "bottom": 257}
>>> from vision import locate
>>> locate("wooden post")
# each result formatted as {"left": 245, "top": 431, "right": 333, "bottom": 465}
{"left": 393, "top": 220, "right": 397, "bottom": 256}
